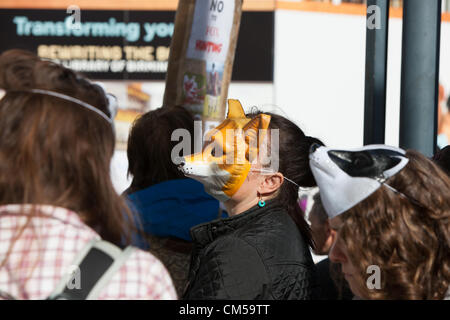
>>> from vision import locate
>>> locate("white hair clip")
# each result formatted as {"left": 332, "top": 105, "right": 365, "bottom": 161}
{"left": 28, "top": 89, "right": 115, "bottom": 125}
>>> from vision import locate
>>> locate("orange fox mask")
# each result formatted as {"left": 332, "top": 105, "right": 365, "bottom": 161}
{"left": 179, "top": 100, "right": 271, "bottom": 202}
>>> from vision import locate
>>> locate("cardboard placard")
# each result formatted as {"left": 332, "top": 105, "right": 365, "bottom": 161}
{"left": 163, "top": 0, "right": 243, "bottom": 123}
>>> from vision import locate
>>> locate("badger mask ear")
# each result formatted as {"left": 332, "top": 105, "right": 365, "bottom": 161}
{"left": 309, "top": 144, "right": 409, "bottom": 219}
{"left": 327, "top": 148, "right": 407, "bottom": 182}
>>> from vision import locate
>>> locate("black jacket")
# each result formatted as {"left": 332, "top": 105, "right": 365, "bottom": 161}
{"left": 316, "top": 258, "right": 354, "bottom": 300}
{"left": 183, "top": 201, "right": 318, "bottom": 300}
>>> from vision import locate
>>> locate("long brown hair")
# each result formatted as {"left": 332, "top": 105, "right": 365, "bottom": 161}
{"left": 0, "top": 49, "right": 135, "bottom": 250}
{"left": 247, "top": 110, "right": 324, "bottom": 248}
{"left": 339, "top": 150, "right": 450, "bottom": 299}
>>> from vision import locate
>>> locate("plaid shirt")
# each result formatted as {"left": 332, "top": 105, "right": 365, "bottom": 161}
{"left": 0, "top": 204, "right": 177, "bottom": 300}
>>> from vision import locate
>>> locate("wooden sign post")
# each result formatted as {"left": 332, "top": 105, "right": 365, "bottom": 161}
{"left": 163, "top": 0, "right": 243, "bottom": 130}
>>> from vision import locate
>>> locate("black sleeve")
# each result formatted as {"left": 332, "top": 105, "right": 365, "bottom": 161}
{"left": 184, "top": 236, "right": 271, "bottom": 300}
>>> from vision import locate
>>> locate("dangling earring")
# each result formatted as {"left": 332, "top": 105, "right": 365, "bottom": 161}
{"left": 258, "top": 193, "right": 266, "bottom": 208}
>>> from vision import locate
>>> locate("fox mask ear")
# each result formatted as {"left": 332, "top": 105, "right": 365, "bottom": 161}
{"left": 226, "top": 99, "right": 271, "bottom": 131}
{"left": 243, "top": 114, "right": 271, "bottom": 162}
{"left": 225, "top": 99, "right": 272, "bottom": 153}
{"left": 227, "top": 99, "right": 246, "bottom": 119}
{"left": 243, "top": 113, "right": 271, "bottom": 132}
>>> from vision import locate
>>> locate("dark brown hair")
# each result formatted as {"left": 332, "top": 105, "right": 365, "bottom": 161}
{"left": 126, "top": 106, "right": 195, "bottom": 194}
{"left": 433, "top": 145, "right": 450, "bottom": 177}
{"left": 311, "top": 193, "right": 328, "bottom": 225}
{"left": 0, "top": 49, "right": 135, "bottom": 248}
{"left": 247, "top": 110, "right": 324, "bottom": 248}
{"left": 339, "top": 150, "right": 450, "bottom": 299}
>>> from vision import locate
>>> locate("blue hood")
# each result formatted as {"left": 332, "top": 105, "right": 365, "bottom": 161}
{"left": 127, "top": 178, "right": 226, "bottom": 245}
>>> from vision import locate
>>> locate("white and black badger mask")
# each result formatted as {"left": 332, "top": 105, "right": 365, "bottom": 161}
{"left": 309, "top": 144, "right": 409, "bottom": 219}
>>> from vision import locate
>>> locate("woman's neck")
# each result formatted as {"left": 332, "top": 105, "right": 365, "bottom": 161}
{"left": 224, "top": 198, "right": 260, "bottom": 216}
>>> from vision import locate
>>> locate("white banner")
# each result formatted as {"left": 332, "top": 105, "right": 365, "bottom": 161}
{"left": 186, "top": 0, "right": 235, "bottom": 63}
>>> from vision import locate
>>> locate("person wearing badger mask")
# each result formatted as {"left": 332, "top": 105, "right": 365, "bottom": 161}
{"left": 309, "top": 144, "right": 450, "bottom": 300}
{"left": 178, "top": 100, "right": 322, "bottom": 299}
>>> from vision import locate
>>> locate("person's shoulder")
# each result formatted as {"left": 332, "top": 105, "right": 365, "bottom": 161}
{"left": 127, "top": 247, "right": 173, "bottom": 277}
{"left": 127, "top": 246, "right": 163, "bottom": 264}
{"left": 233, "top": 207, "right": 312, "bottom": 264}
{"left": 203, "top": 234, "right": 268, "bottom": 270}
{"left": 121, "top": 247, "right": 177, "bottom": 299}
{"left": 209, "top": 233, "right": 260, "bottom": 254}
{"left": 235, "top": 206, "right": 299, "bottom": 243}
{"left": 200, "top": 234, "right": 269, "bottom": 280}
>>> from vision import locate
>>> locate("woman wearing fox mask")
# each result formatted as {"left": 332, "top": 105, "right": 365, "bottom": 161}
{"left": 179, "top": 100, "right": 322, "bottom": 299}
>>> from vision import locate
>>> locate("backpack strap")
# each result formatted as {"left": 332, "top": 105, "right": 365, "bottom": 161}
{"left": 48, "top": 239, "right": 135, "bottom": 300}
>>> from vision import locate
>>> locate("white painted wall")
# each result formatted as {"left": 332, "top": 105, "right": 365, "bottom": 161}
{"left": 439, "top": 21, "right": 450, "bottom": 102}
{"left": 228, "top": 82, "right": 274, "bottom": 113}
{"left": 112, "top": 9, "right": 450, "bottom": 193}
{"left": 385, "top": 17, "right": 403, "bottom": 147}
{"left": 273, "top": 10, "right": 406, "bottom": 149}
{"left": 274, "top": 10, "right": 366, "bottom": 148}
{"left": 273, "top": 10, "right": 450, "bottom": 149}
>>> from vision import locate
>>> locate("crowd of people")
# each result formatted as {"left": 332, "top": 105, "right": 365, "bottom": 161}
{"left": 0, "top": 49, "right": 449, "bottom": 300}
